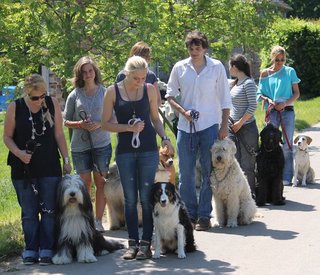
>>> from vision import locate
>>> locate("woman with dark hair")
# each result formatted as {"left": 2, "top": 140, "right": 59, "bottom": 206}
{"left": 229, "top": 54, "right": 258, "bottom": 197}
{"left": 63, "top": 56, "right": 112, "bottom": 232}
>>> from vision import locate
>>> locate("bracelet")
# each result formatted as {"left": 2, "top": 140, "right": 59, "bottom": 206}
{"left": 64, "top": 157, "right": 70, "bottom": 165}
{"left": 161, "top": 135, "right": 170, "bottom": 142}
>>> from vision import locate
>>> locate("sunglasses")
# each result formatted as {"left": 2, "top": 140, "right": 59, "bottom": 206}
{"left": 275, "top": 58, "right": 285, "bottom": 62}
{"left": 29, "top": 93, "right": 46, "bottom": 101}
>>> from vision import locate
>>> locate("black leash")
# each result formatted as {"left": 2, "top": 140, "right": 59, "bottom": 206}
{"left": 78, "top": 110, "right": 107, "bottom": 182}
{"left": 228, "top": 117, "right": 257, "bottom": 157}
{"left": 189, "top": 110, "right": 199, "bottom": 151}
{"left": 24, "top": 140, "right": 41, "bottom": 195}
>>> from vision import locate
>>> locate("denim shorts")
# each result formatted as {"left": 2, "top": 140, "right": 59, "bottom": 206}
{"left": 71, "top": 144, "right": 112, "bottom": 174}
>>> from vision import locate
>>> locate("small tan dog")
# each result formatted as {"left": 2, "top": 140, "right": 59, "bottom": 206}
{"left": 293, "top": 135, "right": 315, "bottom": 187}
{"left": 155, "top": 145, "right": 176, "bottom": 185}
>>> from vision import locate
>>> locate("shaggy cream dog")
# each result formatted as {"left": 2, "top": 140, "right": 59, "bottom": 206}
{"left": 210, "top": 138, "right": 256, "bottom": 228}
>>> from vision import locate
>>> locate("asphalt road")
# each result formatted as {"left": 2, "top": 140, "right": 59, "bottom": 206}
{"left": 1, "top": 123, "right": 320, "bottom": 275}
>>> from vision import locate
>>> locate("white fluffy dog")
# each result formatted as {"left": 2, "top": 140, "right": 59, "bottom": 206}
{"left": 52, "top": 175, "right": 123, "bottom": 264}
{"left": 210, "top": 138, "right": 256, "bottom": 228}
{"left": 293, "top": 135, "right": 315, "bottom": 186}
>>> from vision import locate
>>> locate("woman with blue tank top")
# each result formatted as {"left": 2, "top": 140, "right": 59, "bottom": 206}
{"left": 102, "top": 56, "right": 174, "bottom": 260}
{"left": 257, "top": 45, "right": 300, "bottom": 186}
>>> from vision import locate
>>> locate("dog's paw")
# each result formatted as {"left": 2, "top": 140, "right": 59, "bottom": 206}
{"left": 301, "top": 182, "right": 307, "bottom": 187}
{"left": 152, "top": 251, "right": 161, "bottom": 259}
{"left": 177, "top": 251, "right": 186, "bottom": 259}
{"left": 78, "top": 255, "right": 97, "bottom": 263}
{"left": 212, "top": 220, "right": 224, "bottom": 228}
{"left": 52, "top": 255, "right": 72, "bottom": 265}
{"left": 226, "top": 221, "right": 238, "bottom": 228}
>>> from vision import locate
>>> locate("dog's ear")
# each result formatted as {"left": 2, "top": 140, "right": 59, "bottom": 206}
{"left": 294, "top": 136, "right": 300, "bottom": 144}
{"left": 306, "top": 136, "right": 312, "bottom": 145}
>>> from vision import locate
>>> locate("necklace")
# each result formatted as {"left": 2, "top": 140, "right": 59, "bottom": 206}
{"left": 28, "top": 107, "right": 46, "bottom": 140}
{"left": 123, "top": 81, "right": 139, "bottom": 119}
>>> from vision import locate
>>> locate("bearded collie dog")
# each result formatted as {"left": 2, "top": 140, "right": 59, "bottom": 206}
{"left": 52, "top": 175, "right": 124, "bottom": 265}
{"left": 154, "top": 146, "right": 176, "bottom": 185}
{"left": 151, "top": 182, "right": 196, "bottom": 259}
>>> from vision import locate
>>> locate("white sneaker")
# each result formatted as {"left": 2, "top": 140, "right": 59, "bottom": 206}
{"left": 283, "top": 180, "right": 290, "bottom": 186}
{"left": 95, "top": 219, "right": 105, "bottom": 232}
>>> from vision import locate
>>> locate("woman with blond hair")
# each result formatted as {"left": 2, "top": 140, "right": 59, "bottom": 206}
{"left": 102, "top": 55, "right": 174, "bottom": 260}
{"left": 257, "top": 45, "right": 300, "bottom": 186}
{"left": 3, "top": 74, "right": 71, "bottom": 265}
{"left": 64, "top": 56, "right": 112, "bottom": 232}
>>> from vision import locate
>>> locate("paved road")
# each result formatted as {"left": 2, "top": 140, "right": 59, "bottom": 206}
{"left": 1, "top": 123, "right": 320, "bottom": 275}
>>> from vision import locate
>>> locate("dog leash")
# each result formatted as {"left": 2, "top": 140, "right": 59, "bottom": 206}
{"left": 265, "top": 105, "right": 292, "bottom": 151}
{"left": 79, "top": 110, "right": 107, "bottom": 182}
{"left": 128, "top": 117, "right": 142, "bottom": 148}
{"left": 189, "top": 110, "right": 199, "bottom": 151}
{"left": 228, "top": 117, "right": 257, "bottom": 157}
{"left": 24, "top": 139, "right": 41, "bottom": 195}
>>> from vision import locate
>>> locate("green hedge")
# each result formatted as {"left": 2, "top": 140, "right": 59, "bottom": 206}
{"left": 260, "top": 18, "right": 320, "bottom": 99}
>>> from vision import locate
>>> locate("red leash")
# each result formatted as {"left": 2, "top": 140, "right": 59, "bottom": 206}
{"left": 265, "top": 104, "right": 292, "bottom": 150}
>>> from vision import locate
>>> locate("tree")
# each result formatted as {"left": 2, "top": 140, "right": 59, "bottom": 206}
{"left": 0, "top": 0, "right": 279, "bottom": 88}
{"left": 286, "top": 0, "right": 320, "bottom": 19}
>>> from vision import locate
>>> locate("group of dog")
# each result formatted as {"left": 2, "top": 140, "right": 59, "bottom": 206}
{"left": 52, "top": 124, "right": 315, "bottom": 264}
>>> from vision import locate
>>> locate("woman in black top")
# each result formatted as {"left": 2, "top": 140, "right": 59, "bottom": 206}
{"left": 3, "top": 74, "right": 71, "bottom": 265}
{"left": 102, "top": 56, "right": 173, "bottom": 260}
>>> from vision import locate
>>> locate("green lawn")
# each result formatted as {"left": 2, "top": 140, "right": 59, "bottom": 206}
{"left": 0, "top": 96, "right": 320, "bottom": 259}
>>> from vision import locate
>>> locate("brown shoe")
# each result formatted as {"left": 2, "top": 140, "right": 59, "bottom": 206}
{"left": 123, "top": 240, "right": 138, "bottom": 260}
{"left": 136, "top": 240, "right": 152, "bottom": 260}
{"left": 195, "top": 217, "right": 211, "bottom": 231}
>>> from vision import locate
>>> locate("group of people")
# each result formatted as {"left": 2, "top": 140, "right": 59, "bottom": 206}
{"left": 3, "top": 30, "right": 300, "bottom": 264}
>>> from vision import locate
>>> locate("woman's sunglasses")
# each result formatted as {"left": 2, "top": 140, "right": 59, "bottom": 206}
{"left": 29, "top": 93, "right": 46, "bottom": 101}
{"left": 275, "top": 58, "right": 285, "bottom": 62}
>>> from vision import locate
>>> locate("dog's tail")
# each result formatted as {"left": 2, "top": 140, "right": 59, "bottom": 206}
{"left": 93, "top": 230, "right": 124, "bottom": 254}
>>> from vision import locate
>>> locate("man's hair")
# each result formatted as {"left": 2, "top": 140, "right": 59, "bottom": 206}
{"left": 185, "top": 30, "right": 209, "bottom": 49}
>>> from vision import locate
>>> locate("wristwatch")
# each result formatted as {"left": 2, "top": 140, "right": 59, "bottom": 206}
{"left": 64, "top": 157, "right": 70, "bottom": 165}
{"left": 161, "top": 136, "right": 170, "bottom": 142}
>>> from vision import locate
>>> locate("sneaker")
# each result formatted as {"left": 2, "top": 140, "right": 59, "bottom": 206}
{"left": 195, "top": 217, "right": 211, "bottom": 231}
{"left": 95, "top": 219, "right": 105, "bottom": 232}
{"left": 23, "top": 257, "right": 37, "bottom": 265}
{"left": 136, "top": 241, "right": 152, "bottom": 260}
{"left": 283, "top": 180, "right": 291, "bottom": 186}
{"left": 39, "top": 257, "right": 52, "bottom": 266}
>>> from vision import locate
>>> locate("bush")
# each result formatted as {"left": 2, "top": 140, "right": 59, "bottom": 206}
{"left": 260, "top": 18, "right": 320, "bottom": 99}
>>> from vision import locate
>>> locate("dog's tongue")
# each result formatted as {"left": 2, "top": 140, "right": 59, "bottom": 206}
{"left": 69, "top": 198, "right": 77, "bottom": 203}
{"left": 161, "top": 203, "right": 166, "bottom": 208}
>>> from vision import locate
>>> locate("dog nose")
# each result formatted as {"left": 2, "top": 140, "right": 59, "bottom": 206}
{"left": 161, "top": 199, "right": 166, "bottom": 204}
{"left": 168, "top": 160, "right": 173, "bottom": 165}
{"left": 298, "top": 142, "right": 301, "bottom": 145}
{"left": 217, "top": 156, "right": 222, "bottom": 161}
{"left": 70, "top": 192, "right": 75, "bottom": 197}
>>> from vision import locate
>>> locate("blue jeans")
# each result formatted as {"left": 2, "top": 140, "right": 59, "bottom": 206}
{"left": 269, "top": 109, "right": 295, "bottom": 182}
{"left": 13, "top": 176, "right": 61, "bottom": 259}
{"left": 116, "top": 150, "right": 158, "bottom": 243}
{"left": 177, "top": 124, "right": 219, "bottom": 220}
{"left": 72, "top": 144, "right": 112, "bottom": 174}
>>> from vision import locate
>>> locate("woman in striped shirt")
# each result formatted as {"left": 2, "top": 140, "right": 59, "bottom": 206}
{"left": 229, "top": 54, "right": 258, "bottom": 197}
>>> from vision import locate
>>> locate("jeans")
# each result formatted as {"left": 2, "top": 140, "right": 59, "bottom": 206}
{"left": 177, "top": 124, "right": 219, "bottom": 220}
{"left": 13, "top": 176, "right": 61, "bottom": 259}
{"left": 116, "top": 150, "right": 158, "bottom": 243}
{"left": 72, "top": 144, "right": 112, "bottom": 174}
{"left": 269, "top": 109, "right": 295, "bottom": 182}
{"left": 229, "top": 120, "right": 259, "bottom": 195}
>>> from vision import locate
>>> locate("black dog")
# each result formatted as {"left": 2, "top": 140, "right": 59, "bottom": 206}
{"left": 255, "top": 124, "right": 285, "bottom": 206}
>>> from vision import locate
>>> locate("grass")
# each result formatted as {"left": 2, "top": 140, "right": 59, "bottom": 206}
{"left": 0, "top": 96, "right": 320, "bottom": 259}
